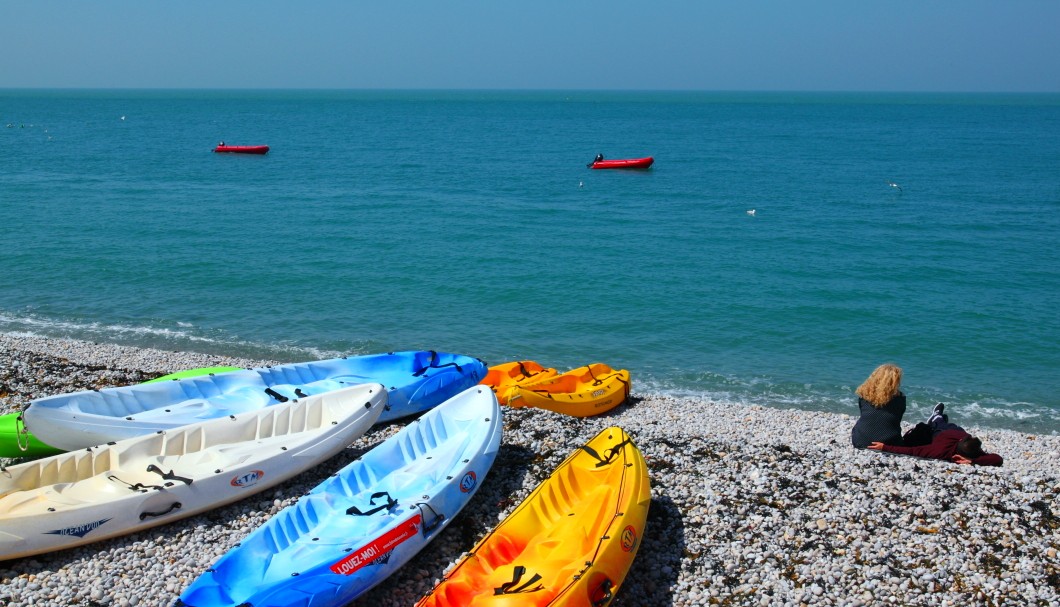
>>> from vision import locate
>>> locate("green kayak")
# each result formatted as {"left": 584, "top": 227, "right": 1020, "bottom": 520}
{"left": 142, "top": 366, "right": 243, "bottom": 384}
{"left": 0, "top": 365, "right": 242, "bottom": 458}
{"left": 0, "top": 413, "right": 62, "bottom": 458}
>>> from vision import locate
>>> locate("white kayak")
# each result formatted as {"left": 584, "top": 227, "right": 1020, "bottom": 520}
{"left": 0, "top": 383, "right": 387, "bottom": 561}
{"left": 176, "top": 386, "right": 502, "bottom": 607}
{"left": 24, "top": 350, "right": 486, "bottom": 450}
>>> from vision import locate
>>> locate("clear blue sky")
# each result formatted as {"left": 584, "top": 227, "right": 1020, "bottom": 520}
{"left": 3, "top": 1, "right": 1058, "bottom": 92}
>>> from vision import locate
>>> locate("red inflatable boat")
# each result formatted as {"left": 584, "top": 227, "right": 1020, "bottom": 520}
{"left": 214, "top": 144, "right": 270, "bottom": 155}
{"left": 589, "top": 156, "right": 654, "bottom": 169}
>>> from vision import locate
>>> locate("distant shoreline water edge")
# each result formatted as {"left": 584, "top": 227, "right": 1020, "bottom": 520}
{"left": 2, "top": 328, "right": 1055, "bottom": 436}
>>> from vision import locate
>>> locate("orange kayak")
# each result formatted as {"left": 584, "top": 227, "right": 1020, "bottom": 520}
{"left": 417, "top": 426, "right": 650, "bottom": 607}
{"left": 506, "top": 363, "right": 630, "bottom": 418}
{"left": 480, "top": 361, "right": 558, "bottom": 405}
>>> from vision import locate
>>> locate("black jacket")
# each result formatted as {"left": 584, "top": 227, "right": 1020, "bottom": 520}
{"left": 851, "top": 394, "right": 906, "bottom": 449}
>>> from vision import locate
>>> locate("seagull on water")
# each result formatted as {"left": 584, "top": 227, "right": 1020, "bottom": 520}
{"left": 747, "top": 209, "right": 756, "bottom": 216}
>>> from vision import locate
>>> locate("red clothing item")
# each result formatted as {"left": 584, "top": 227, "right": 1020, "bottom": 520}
{"left": 881, "top": 429, "right": 1003, "bottom": 466}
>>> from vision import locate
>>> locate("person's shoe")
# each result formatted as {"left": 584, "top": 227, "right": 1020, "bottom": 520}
{"left": 927, "top": 402, "right": 946, "bottom": 425}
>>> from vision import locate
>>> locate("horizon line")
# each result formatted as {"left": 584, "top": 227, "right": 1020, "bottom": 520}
{"left": 2, "top": 86, "right": 1060, "bottom": 96}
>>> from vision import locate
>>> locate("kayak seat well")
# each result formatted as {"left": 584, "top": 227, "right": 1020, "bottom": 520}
{"left": 250, "top": 404, "right": 305, "bottom": 439}
{"left": 3, "top": 449, "right": 115, "bottom": 496}
{"left": 150, "top": 398, "right": 325, "bottom": 459}
{"left": 203, "top": 495, "right": 326, "bottom": 591}
{"left": 81, "top": 385, "right": 270, "bottom": 422}
{"left": 265, "top": 379, "right": 349, "bottom": 401}
{"left": 260, "top": 496, "right": 322, "bottom": 555}
{"left": 64, "top": 373, "right": 251, "bottom": 417}
{"left": 464, "top": 531, "right": 530, "bottom": 578}
{"left": 526, "top": 375, "right": 580, "bottom": 395}
{"left": 506, "top": 484, "right": 613, "bottom": 594}
{"left": 0, "top": 451, "right": 142, "bottom": 515}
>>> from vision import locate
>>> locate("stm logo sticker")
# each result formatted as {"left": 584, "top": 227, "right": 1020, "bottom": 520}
{"left": 620, "top": 525, "right": 638, "bottom": 552}
{"left": 231, "top": 470, "right": 265, "bottom": 488}
{"left": 459, "top": 471, "right": 477, "bottom": 493}
{"left": 45, "top": 518, "right": 112, "bottom": 538}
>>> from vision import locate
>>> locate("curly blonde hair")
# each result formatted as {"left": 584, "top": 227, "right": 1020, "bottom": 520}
{"left": 856, "top": 363, "right": 903, "bottom": 408}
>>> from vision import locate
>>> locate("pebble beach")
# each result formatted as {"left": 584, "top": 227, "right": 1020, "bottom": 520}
{"left": 1, "top": 334, "right": 1058, "bottom": 607}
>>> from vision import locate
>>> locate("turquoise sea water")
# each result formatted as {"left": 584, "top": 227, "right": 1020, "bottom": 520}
{"left": 2, "top": 90, "right": 1058, "bottom": 433}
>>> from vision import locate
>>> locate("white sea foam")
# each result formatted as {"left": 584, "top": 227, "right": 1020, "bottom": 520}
{"left": 0, "top": 312, "right": 213, "bottom": 343}
{"left": 634, "top": 373, "right": 1058, "bottom": 435}
{"left": 0, "top": 312, "right": 343, "bottom": 362}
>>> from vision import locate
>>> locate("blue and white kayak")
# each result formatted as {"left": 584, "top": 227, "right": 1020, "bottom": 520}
{"left": 0, "top": 384, "right": 386, "bottom": 561}
{"left": 24, "top": 351, "right": 487, "bottom": 450}
{"left": 175, "top": 385, "right": 502, "bottom": 607}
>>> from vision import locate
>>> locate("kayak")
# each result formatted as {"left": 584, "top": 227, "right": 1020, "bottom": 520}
{"left": 23, "top": 351, "right": 486, "bottom": 451}
{"left": 589, "top": 157, "right": 654, "bottom": 170}
{"left": 176, "top": 386, "right": 502, "bottom": 607}
{"left": 0, "top": 366, "right": 243, "bottom": 459}
{"left": 417, "top": 426, "right": 650, "bottom": 607}
{"left": 0, "top": 384, "right": 387, "bottom": 561}
{"left": 506, "top": 363, "right": 631, "bottom": 418}
{"left": 479, "top": 361, "right": 558, "bottom": 405}
{"left": 214, "top": 145, "right": 269, "bottom": 155}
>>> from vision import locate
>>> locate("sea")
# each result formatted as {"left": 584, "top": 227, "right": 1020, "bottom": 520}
{"left": 2, "top": 89, "right": 1058, "bottom": 433}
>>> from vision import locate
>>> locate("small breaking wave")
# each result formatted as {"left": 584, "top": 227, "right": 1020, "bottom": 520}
{"left": 0, "top": 311, "right": 343, "bottom": 362}
{"left": 634, "top": 371, "right": 1058, "bottom": 435}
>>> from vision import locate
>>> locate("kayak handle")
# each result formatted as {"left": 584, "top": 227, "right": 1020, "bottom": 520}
{"left": 140, "top": 502, "right": 182, "bottom": 520}
{"left": 14, "top": 412, "right": 31, "bottom": 453}
{"left": 413, "top": 350, "right": 463, "bottom": 377}
{"left": 494, "top": 565, "right": 543, "bottom": 595}
{"left": 592, "top": 578, "right": 615, "bottom": 606}
{"left": 264, "top": 388, "right": 289, "bottom": 402}
{"left": 415, "top": 502, "right": 446, "bottom": 535}
{"left": 147, "top": 464, "right": 193, "bottom": 486}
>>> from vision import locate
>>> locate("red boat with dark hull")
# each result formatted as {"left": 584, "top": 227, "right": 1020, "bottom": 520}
{"left": 214, "top": 144, "right": 270, "bottom": 155}
{"left": 589, "top": 156, "right": 654, "bottom": 170}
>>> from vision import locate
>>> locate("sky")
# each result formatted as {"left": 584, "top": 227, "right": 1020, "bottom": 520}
{"left": 3, "top": 1, "right": 1059, "bottom": 92}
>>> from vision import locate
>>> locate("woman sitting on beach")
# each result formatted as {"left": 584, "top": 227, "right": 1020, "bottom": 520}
{"left": 851, "top": 363, "right": 906, "bottom": 449}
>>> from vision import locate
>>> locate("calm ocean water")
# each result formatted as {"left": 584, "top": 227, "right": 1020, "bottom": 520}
{"left": 2, "top": 90, "right": 1058, "bottom": 433}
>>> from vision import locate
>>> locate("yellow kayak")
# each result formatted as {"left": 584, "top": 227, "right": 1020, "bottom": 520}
{"left": 507, "top": 363, "right": 630, "bottom": 417}
{"left": 480, "top": 361, "right": 558, "bottom": 405}
{"left": 417, "top": 426, "right": 650, "bottom": 607}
